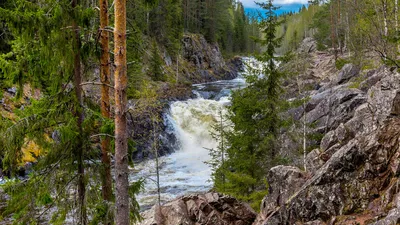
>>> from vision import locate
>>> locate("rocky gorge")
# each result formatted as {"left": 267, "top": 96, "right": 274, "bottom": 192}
{"left": 129, "top": 33, "right": 244, "bottom": 161}
{"left": 137, "top": 39, "right": 400, "bottom": 225}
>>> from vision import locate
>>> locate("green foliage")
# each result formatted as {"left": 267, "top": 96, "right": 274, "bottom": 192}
{"left": 310, "top": 4, "right": 330, "bottom": 51}
{"left": 149, "top": 41, "right": 166, "bottom": 82}
{"left": 0, "top": 1, "right": 147, "bottom": 224}
{"left": 149, "top": 0, "right": 183, "bottom": 56}
{"left": 129, "top": 179, "right": 145, "bottom": 222}
{"left": 348, "top": 76, "right": 365, "bottom": 89}
{"left": 205, "top": 110, "right": 229, "bottom": 192}
{"left": 212, "top": 0, "right": 288, "bottom": 209}
{"left": 183, "top": 0, "right": 260, "bottom": 56}
{"left": 248, "top": 186, "right": 269, "bottom": 212}
{"left": 335, "top": 58, "right": 350, "bottom": 70}
{"left": 276, "top": 4, "right": 321, "bottom": 53}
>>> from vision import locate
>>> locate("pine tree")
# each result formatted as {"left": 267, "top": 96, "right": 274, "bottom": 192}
{"left": 99, "top": 0, "right": 113, "bottom": 223}
{"left": 114, "top": 0, "right": 130, "bottom": 224}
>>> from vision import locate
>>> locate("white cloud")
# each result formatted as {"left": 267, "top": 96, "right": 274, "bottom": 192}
{"left": 239, "top": 0, "right": 308, "bottom": 8}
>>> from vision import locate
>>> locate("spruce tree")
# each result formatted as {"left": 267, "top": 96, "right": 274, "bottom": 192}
{"left": 205, "top": 110, "right": 229, "bottom": 192}
{"left": 216, "top": 0, "right": 286, "bottom": 208}
{"left": 0, "top": 1, "right": 142, "bottom": 223}
{"left": 0, "top": 1, "right": 95, "bottom": 223}
{"left": 149, "top": 41, "right": 166, "bottom": 82}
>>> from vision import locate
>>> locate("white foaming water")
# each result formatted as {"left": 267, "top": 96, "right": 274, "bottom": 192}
{"left": 131, "top": 96, "right": 231, "bottom": 210}
{"left": 131, "top": 58, "right": 254, "bottom": 210}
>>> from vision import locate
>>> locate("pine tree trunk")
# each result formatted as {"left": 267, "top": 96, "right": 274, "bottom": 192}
{"left": 99, "top": 0, "right": 113, "bottom": 218}
{"left": 382, "top": 0, "right": 388, "bottom": 37}
{"left": 72, "top": 0, "right": 86, "bottom": 224}
{"left": 346, "top": 10, "right": 351, "bottom": 57}
{"left": 337, "top": 0, "right": 342, "bottom": 53}
{"left": 330, "top": 1, "right": 337, "bottom": 60}
{"left": 176, "top": 54, "right": 179, "bottom": 83}
{"left": 396, "top": 0, "right": 399, "bottom": 52}
{"left": 114, "top": 0, "right": 129, "bottom": 224}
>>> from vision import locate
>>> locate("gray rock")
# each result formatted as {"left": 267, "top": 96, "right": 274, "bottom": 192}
{"left": 304, "top": 220, "right": 325, "bottom": 225}
{"left": 337, "top": 64, "right": 360, "bottom": 84}
{"left": 6, "top": 87, "right": 17, "bottom": 95}
{"left": 359, "top": 67, "right": 385, "bottom": 92}
{"left": 182, "top": 34, "right": 241, "bottom": 83}
{"left": 255, "top": 166, "right": 306, "bottom": 224}
{"left": 137, "top": 192, "right": 256, "bottom": 225}
{"left": 371, "top": 208, "right": 400, "bottom": 225}
{"left": 305, "top": 149, "right": 324, "bottom": 174}
{"left": 298, "top": 37, "right": 317, "bottom": 54}
{"left": 255, "top": 68, "right": 400, "bottom": 225}
{"left": 304, "top": 87, "right": 366, "bottom": 133}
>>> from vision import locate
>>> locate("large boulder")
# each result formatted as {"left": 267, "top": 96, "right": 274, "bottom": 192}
{"left": 298, "top": 37, "right": 317, "bottom": 54}
{"left": 254, "top": 166, "right": 307, "bottom": 224}
{"left": 138, "top": 192, "right": 257, "bottom": 225}
{"left": 337, "top": 64, "right": 360, "bottom": 84}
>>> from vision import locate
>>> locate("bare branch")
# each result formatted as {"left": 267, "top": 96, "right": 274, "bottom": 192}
{"left": 80, "top": 82, "right": 114, "bottom": 89}
{"left": 90, "top": 134, "right": 115, "bottom": 139}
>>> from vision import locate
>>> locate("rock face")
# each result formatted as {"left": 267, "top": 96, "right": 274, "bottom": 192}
{"left": 128, "top": 101, "right": 180, "bottom": 161}
{"left": 298, "top": 37, "right": 317, "bottom": 54}
{"left": 138, "top": 192, "right": 257, "bottom": 225}
{"left": 337, "top": 64, "right": 360, "bottom": 84}
{"left": 255, "top": 56, "right": 400, "bottom": 224}
{"left": 182, "top": 34, "right": 243, "bottom": 83}
{"left": 254, "top": 166, "right": 307, "bottom": 224}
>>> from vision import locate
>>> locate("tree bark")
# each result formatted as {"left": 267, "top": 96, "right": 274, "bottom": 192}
{"left": 330, "top": 1, "right": 337, "bottom": 60}
{"left": 99, "top": 0, "right": 113, "bottom": 220}
{"left": 114, "top": 0, "right": 129, "bottom": 224}
{"left": 396, "top": 0, "right": 399, "bottom": 52}
{"left": 72, "top": 0, "right": 86, "bottom": 224}
{"left": 382, "top": 0, "right": 388, "bottom": 37}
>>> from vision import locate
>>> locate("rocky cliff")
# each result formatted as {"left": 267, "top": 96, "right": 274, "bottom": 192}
{"left": 254, "top": 40, "right": 400, "bottom": 225}
{"left": 138, "top": 38, "right": 400, "bottom": 225}
{"left": 180, "top": 33, "right": 243, "bottom": 83}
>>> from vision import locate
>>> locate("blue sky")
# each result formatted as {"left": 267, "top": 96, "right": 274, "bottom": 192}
{"left": 241, "top": 0, "right": 308, "bottom": 16}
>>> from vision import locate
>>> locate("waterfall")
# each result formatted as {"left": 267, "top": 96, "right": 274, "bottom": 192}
{"left": 131, "top": 59, "right": 250, "bottom": 210}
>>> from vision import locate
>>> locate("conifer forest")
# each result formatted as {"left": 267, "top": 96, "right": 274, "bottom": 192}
{"left": 1, "top": 0, "right": 400, "bottom": 224}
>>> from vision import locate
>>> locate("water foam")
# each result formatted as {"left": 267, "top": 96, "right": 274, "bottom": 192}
{"left": 131, "top": 97, "right": 229, "bottom": 210}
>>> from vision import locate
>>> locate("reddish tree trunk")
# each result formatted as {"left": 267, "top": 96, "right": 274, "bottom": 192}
{"left": 114, "top": 0, "right": 129, "bottom": 224}
{"left": 99, "top": 0, "right": 113, "bottom": 209}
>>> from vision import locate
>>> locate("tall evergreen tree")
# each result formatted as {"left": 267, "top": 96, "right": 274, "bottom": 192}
{"left": 0, "top": 0, "right": 99, "bottom": 223}
{"left": 214, "top": 0, "right": 286, "bottom": 208}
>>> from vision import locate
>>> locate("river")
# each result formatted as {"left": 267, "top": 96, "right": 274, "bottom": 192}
{"left": 130, "top": 59, "right": 251, "bottom": 210}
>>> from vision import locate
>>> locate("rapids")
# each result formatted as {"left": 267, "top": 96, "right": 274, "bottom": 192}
{"left": 131, "top": 60, "right": 251, "bottom": 210}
